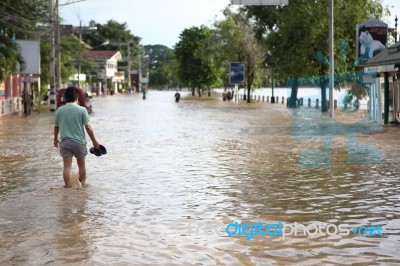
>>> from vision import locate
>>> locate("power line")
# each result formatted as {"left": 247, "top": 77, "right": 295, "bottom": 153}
{"left": 0, "top": 2, "right": 48, "bottom": 22}
{"left": 0, "top": 18, "right": 50, "bottom": 37}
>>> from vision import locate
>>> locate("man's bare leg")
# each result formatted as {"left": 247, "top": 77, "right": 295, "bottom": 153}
{"left": 63, "top": 157, "right": 73, "bottom": 188}
{"left": 77, "top": 157, "right": 87, "bottom": 187}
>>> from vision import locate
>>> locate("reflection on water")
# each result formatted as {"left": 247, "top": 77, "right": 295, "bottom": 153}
{"left": 0, "top": 91, "right": 399, "bottom": 265}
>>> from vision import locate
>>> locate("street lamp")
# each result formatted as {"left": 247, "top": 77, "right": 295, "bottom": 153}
{"left": 266, "top": 50, "right": 276, "bottom": 103}
{"left": 138, "top": 45, "right": 144, "bottom": 90}
{"left": 49, "top": 0, "right": 56, "bottom": 112}
{"left": 395, "top": 15, "right": 398, "bottom": 43}
{"left": 328, "top": 0, "right": 334, "bottom": 118}
{"left": 126, "top": 40, "right": 132, "bottom": 90}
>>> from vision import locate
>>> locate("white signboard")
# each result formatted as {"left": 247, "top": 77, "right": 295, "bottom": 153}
{"left": 16, "top": 40, "right": 40, "bottom": 75}
{"left": 140, "top": 78, "right": 149, "bottom": 84}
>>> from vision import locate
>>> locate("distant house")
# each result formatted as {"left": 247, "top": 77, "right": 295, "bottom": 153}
{"left": 82, "top": 50, "right": 123, "bottom": 94}
{"left": 59, "top": 24, "right": 74, "bottom": 37}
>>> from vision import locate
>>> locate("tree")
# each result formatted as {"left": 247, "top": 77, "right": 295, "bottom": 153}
{"left": 0, "top": 0, "right": 48, "bottom": 37}
{"left": 0, "top": 0, "right": 47, "bottom": 82}
{"left": 83, "top": 20, "right": 139, "bottom": 49}
{"left": 144, "top": 45, "right": 177, "bottom": 89}
{"left": 0, "top": 33, "right": 24, "bottom": 82}
{"left": 209, "top": 8, "right": 265, "bottom": 102}
{"left": 39, "top": 35, "right": 89, "bottom": 92}
{"left": 175, "top": 26, "right": 220, "bottom": 96}
{"left": 60, "top": 36, "right": 88, "bottom": 83}
{"left": 83, "top": 20, "right": 140, "bottom": 63}
{"left": 244, "top": 0, "right": 387, "bottom": 109}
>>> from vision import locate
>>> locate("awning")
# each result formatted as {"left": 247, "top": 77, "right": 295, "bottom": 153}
{"left": 362, "top": 41, "right": 400, "bottom": 69}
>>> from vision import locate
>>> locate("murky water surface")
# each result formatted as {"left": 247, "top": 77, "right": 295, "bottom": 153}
{"left": 1, "top": 91, "right": 400, "bottom": 265}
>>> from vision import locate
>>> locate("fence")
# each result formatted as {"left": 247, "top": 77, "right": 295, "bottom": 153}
{"left": 0, "top": 97, "right": 23, "bottom": 116}
{"left": 212, "top": 91, "right": 343, "bottom": 109}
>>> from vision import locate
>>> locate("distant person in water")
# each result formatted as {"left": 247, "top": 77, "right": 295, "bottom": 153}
{"left": 175, "top": 91, "right": 181, "bottom": 102}
{"left": 230, "top": 89, "right": 235, "bottom": 101}
{"left": 142, "top": 86, "right": 146, "bottom": 100}
{"left": 54, "top": 86, "right": 100, "bottom": 188}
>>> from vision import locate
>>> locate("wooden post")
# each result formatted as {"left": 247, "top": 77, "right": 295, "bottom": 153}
{"left": 384, "top": 72, "right": 389, "bottom": 124}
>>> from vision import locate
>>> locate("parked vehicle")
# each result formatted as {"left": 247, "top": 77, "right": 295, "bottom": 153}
{"left": 56, "top": 88, "right": 93, "bottom": 114}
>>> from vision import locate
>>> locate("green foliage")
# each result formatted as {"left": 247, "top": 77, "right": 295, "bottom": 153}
{"left": 39, "top": 36, "right": 88, "bottom": 91}
{"left": 144, "top": 45, "right": 178, "bottom": 89}
{"left": 60, "top": 36, "right": 87, "bottom": 83}
{"left": 245, "top": 0, "right": 387, "bottom": 80}
{"left": 0, "top": 34, "right": 19, "bottom": 81}
{"left": 39, "top": 39, "right": 50, "bottom": 89}
{"left": 83, "top": 20, "right": 140, "bottom": 64}
{"left": 0, "top": 0, "right": 47, "bottom": 82}
{"left": 0, "top": 0, "right": 48, "bottom": 39}
{"left": 175, "top": 26, "right": 220, "bottom": 95}
{"left": 243, "top": 0, "right": 386, "bottom": 108}
{"left": 210, "top": 8, "right": 265, "bottom": 101}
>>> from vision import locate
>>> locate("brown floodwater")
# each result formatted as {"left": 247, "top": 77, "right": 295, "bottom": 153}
{"left": 0, "top": 91, "right": 399, "bottom": 265}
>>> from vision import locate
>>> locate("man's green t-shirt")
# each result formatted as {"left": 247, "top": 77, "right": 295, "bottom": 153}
{"left": 55, "top": 103, "right": 90, "bottom": 144}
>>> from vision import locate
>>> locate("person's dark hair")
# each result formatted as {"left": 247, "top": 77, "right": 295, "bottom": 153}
{"left": 65, "top": 86, "right": 78, "bottom": 102}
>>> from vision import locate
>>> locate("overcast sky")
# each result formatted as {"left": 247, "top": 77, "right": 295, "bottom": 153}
{"left": 59, "top": 0, "right": 400, "bottom": 48}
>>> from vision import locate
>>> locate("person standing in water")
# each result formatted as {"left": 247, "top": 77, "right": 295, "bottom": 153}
{"left": 142, "top": 86, "right": 147, "bottom": 100}
{"left": 54, "top": 86, "right": 100, "bottom": 188}
{"left": 175, "top": 91, "right": 181, "bottom": 102}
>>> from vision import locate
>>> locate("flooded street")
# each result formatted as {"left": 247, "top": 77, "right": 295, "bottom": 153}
{"left": 1, "top": 91, "right": 400, "bottom": 265}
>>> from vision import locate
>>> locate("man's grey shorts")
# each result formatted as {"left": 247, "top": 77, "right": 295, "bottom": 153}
{"left": 60, "top": 139, "right": 88, "bottom": 159}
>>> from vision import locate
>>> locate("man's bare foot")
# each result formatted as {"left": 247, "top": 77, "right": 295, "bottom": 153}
{"left": 80, "top": 179, "right": 88, "bottom": 188}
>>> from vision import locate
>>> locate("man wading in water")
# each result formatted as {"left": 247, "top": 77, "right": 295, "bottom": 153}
{"left": 54, "top": 86, "right": 100, "bottom": 188}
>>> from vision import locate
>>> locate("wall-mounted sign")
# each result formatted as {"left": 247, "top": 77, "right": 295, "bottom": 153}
{"left": 229, "top": 62, "right": 245, "bottom": 84}
{"left": 356, "top": 18, "right": 388, "bottom": 65}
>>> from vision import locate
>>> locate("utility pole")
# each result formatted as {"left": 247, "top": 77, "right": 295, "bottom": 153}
{"left": 127, "top": 40, "right": 131, "bottom": 89}
{"left": 55, "top": 0, "right": 62, "bottom": 91}
{"left": 49, "top": 0, "right": 56, "bottom": 112}
{"left": 138, "top": 45, "right": 142, "bottom": 90}
{"left": 328, "top": 0, "right": 334, "bottom": 118}
{"left": 78, "top": 20, "right": 82, "bottom": 86}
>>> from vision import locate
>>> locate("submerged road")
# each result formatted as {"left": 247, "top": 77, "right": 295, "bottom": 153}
{"left": 0, "top": 91, "right": 399, "bottom": 265}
